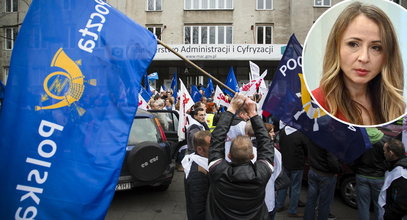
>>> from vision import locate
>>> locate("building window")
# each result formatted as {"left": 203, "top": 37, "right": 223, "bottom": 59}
{"left": 5, "top": 0, "right": 18, "bottom": 12}
{"left": 147, "top": 0, "right": 162, "bottom": 11}
{"left": 257, "top": 0, "right": 272, "bottom": 10}
{"left": 147, "top": 26, "right": 162, "bottom": 40}
{"left": 4, "top": 27, "right": 18, "bottom": 50}
{"left": 184, "top": 25, "right": 232, "bottom": 44}
{"left": 185, "top": 0, "right": 233, "bottom": 10}
{"left": 256, "top": 25, "right": 272, "bottom": 44}
{"left": 314, "top": 0, "right": 331, "bottom": 7}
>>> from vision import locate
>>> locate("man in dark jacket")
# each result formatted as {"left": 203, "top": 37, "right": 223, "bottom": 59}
{"left": 353, "top": 128, "right": 389, "bottom": 220}
{"left": 206, "top": 94, "right": 274, "bottom": 220}
{"left": 183, "top": 130, "right": 211, "bottom": 220}
{"left": 379, "top": 138, "right": 407, "bottom": 219}
{"left": 304, "top": 140, "right": 341, "bottom": 220}
{"left": 186, "top": 107, "right": 210, "bottom": 154}
{"left": 275, "top": 127, "right": 310, "bottom": 217}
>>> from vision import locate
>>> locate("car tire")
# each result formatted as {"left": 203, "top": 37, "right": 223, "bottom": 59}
{"left": 340, "top": 176, "right": 357, "bottom": 209}
{"left": 127, "top": 141, "right": 168, "bottom": 182}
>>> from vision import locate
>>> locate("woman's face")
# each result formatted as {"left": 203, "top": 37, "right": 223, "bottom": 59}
{"left": 339, "top": 14, "right": 384, "bottom": 88}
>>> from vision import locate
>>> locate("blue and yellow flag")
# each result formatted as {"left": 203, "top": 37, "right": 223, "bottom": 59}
{"left": 0, "top": 0, "right": 156, "bottom": 219}
{"left": 262, "top": 35, "right": 370, "bottom": 163}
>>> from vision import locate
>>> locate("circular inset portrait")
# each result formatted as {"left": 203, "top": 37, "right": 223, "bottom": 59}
{"left": 303, "top": 0, "right": 407, "bottom": 126}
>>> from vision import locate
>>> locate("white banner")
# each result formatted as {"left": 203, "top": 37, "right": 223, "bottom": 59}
{"left": 178, "top": 79, "right": 195, "bottom": 141}
{"left": 249, "top": 61, "right": 260, "bottom": 79}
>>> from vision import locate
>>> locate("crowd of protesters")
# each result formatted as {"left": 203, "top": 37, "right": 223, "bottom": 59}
{"left": 143, "top": 86, "right": 407, "bottom": 220}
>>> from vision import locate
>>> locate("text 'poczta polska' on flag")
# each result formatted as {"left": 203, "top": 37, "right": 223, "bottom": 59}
{"left": 0, "top": 0, "right": 157, "bottom": 219}
{"left": 262, "top": 34, "right": 371, "bottom": 163}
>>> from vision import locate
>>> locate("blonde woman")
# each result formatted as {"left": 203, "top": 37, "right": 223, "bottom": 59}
{"left": 312, "top": 1, "right": 404, "bottom": 125}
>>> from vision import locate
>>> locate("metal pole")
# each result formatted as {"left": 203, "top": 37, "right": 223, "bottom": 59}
{"left": 157, "top": 39, "right": 236, "bottom": 94}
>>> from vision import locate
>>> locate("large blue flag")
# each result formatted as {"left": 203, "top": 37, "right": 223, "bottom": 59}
{"left": 0, "top": 0, "right": 157, "bottom": 219}
{"left": 262, "top": 34, "right": 370, "bottom": 163}
{"left": 191, "top": 85, "right": 203, "bottom": 103}
{"left": 170, "top": 72, "right": 178, "bottom": 99}
{"left": 205, "top": 78, "right": 214, "bottom": 98}
{"left": 224, "top": 67, "right": 239, "bottom": 97}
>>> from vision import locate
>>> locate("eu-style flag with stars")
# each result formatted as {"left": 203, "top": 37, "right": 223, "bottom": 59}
{"left": 0, "top": 0, "right": 157, "bottom": 219}
{"left": 191, "top": 85, "right": 203, "bottom": 103}
{"left": 224, "top": 67, "right": 239, "bottom": 97}
{"left": 205, "top": 78, "right": 214, "bottom": 98}
{"left": 262, "top": 34, "right": 370, "bottom": 163}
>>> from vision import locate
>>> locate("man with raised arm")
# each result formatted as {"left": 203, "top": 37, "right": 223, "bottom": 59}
{"left": 206, "top": 93, "right": 274, "bottom": 220}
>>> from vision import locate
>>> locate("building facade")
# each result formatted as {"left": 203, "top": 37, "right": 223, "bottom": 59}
{"left": 107, "top": 0, "right": 345, "bottom": 88}
{"left": 1, "top": 0, "right": 406, "bottom": 88}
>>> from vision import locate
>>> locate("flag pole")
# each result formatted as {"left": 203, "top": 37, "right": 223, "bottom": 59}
{"left": 157, "top": 39, "right": 236, "bottom": 94}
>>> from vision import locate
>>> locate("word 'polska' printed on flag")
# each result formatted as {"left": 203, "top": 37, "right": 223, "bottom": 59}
{"left": 0, "top": 0, "right": 157, "bottom": 219}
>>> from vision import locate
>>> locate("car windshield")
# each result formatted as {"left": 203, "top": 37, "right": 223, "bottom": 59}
{"left": 127, "top": 118, "right": 161, "bottom": 145}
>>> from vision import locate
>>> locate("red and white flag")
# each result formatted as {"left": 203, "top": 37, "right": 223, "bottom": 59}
{"left": 214, "top": 85, "right": 230, "bottom": 107}
{"left": 138, "top": 93, "right": 149, "bottom": 110}
{"left": 178, "top": 79, "right": 195, "bottom": 141}
{"left": 241, "top": 70, "right": 268, "bottom": 96}
{"left": 257, "top": 85, "right": 269, "bottom": 115}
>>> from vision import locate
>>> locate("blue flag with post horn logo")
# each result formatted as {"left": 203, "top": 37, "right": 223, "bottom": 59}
{"left": 0, "top": 0, "right": 157, "bottom": 219}
{"left": 262, "top": 34, "right": 371, "bottom": 163}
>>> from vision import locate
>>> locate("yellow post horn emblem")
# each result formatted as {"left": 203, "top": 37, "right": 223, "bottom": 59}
{"left": 294, "top": 73, "right": 326, "bottom": 131}
{"left": 35, "top": 48, "right": 96, "bottom": 116}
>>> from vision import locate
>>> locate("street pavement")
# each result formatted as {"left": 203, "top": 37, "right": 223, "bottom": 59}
{"left": 106, "top": 171, "right": 358, "bottom": 220}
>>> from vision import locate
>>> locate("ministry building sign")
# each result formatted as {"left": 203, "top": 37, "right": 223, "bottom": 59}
{"left": 154, "top": 44, "right": 286, "bottom": 61}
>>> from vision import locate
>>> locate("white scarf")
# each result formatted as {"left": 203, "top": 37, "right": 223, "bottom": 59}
{"left": 265, "top": 148, "right": 282, "bottom": 211}
{"left": 279, "top": 120, "right": 297, "bottom": 135}
{"left": 181, "top": 153, "right": 208, "bottom": 179}
{"left": 378, "top": 166, "right": 407, "bottom": 220}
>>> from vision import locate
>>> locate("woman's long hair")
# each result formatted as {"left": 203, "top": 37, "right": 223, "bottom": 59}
{"left": 320, "top": 1, "right": 404, "bottom": 125}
